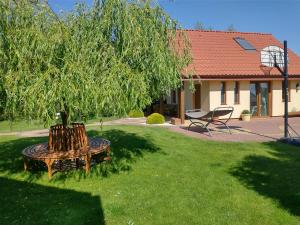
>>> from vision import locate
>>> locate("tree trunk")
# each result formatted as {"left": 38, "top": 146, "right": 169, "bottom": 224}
{"left": 61, "top": 111, "right": 68, "bottom": 128}
{"left": 61, "top": 98, "right": 69, "bottom": 128}
{"left": 60, "top": 111, "right": 69, "bottom": 151}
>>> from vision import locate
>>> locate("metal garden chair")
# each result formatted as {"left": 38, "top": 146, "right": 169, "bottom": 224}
{"left": 185, "top": 106, "right": 234, "bottom": 136}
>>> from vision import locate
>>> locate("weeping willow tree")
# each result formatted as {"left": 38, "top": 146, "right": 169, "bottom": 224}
{"left": 0, "top": 0, "right": 190, "bottom": 127}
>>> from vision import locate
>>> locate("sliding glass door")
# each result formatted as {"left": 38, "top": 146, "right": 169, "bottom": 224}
{"left": 250, "top": 82, "right": 270, "bottom": 117}
{"left": 250, "top": 83, "right": 258, "bottom": 116}
{"left": 260, "top": 83, "right": 269, "bottom": 116}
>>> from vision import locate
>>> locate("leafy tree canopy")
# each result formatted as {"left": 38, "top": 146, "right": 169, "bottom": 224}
{"left": 0, "top": 0, "right": 190, "bottom": 125}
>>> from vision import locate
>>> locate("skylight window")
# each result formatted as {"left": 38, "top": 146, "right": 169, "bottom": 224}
{"left": 234, "top": 37, "right": 256, "bottom": 51}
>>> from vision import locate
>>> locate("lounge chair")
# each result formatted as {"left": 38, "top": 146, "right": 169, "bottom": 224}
{"left": 185, "top": 107, "right": 234, "bottom": 136}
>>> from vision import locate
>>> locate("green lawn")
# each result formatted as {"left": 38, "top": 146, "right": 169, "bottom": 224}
{"left": 0, "top": 120, "right": 46, "bottom": 133}
{"left": 0, "top": 117, "right": 117, "bottom": 133}
{"left": 0, "top": 126, "right": 300, "bottom": 225}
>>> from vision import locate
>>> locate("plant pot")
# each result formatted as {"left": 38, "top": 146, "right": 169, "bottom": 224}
{"left": 241, "top": 114, "right": 251, "bottom": 122}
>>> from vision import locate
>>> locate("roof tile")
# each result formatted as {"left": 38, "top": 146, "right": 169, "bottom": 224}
{"left": 179, "top": 30, "right": 300, "bottom": 77}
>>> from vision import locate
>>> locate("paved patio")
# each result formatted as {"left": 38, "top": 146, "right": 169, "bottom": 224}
{"left": 1, "top": 117, "right": 299, "bottom": 142}
{"left": 169, "top": 117, "right": 300, "bottom": 142}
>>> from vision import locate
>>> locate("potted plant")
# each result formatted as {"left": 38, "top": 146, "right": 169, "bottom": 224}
{"left": 241, "top": 110, "right": 251, "bottom": 121}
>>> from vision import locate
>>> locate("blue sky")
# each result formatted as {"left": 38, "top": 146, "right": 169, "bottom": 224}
{"left": 49, "top": 0, "right": 300, "bottom": 55}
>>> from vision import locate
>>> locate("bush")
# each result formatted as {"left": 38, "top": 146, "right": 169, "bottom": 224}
{"left": 128, "top": 110, "right": 144, "bottom": 118}
{"left": 146, "top": 113, "right": 165, "bottom": 124}
{"left": 241, "top": 110, "right": 250, "bottom": 115}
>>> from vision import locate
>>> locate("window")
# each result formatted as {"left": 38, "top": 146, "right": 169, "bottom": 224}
{"left": 234, "top": 37, "right": 256, "bottom": 51}
{"left": 282, "top": 81, "right": 291, "bottom": 102}
{"left": 171, "top": 90, "right": 177, "bottom": 104}
{"left": 194, "top": 84, "right": 201, "bottom": 109}
{"left": 234, "top": 82, "right": 240, "bottom": 104}
{"left": 221, "top": 82, "right": 226, "bottom": 105}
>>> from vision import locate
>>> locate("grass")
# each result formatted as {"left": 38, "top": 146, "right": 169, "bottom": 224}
{"left": 0, "top": 120, "right": 46, "bottom": 133}
{"left": 0, "top": 125, "right": 300, "bottom": 225}
{"left": 0, "top": 117, "right": 118, "bottom": 133}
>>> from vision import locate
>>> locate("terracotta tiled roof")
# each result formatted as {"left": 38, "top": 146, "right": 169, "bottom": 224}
{"left": 180, "top": 30, "right": 300, "bottom": 78}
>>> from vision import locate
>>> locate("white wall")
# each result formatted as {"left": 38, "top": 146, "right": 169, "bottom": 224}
{"left": 166, "top": 79, "right": 300, "bottom": 119}
{"left": 201, "top": 81, "right": 210, "bottom": 112}
{"left": 209, "top": 81, "right": 222, "bottom": 110}
{"left": 209, "top": 81, "right": 250, "bottom": 118}
{"left": 165, "top": 81, "right": 211, "bottom": 113}
{"left": 272, "top": 80, "right": 300, "bottom": 116}
{"left": 208, "top": 80, "right": 300, "bottom": 118}
{"left": 227, "top": 81, "right": 250, "bottom": 118}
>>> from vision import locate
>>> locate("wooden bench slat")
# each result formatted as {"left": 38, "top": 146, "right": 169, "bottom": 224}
{"left": 22, "top": 123, "right": 110, "bottom": 179}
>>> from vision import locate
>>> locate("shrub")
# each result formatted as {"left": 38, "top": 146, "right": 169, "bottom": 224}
{"left": 146, "top": 113, "right": 165, "bottom": 124}
{"left": 128, "top": 110, "right": 144, "bottom": 118}
{"left": 241, "top": 110, "right": 250, "bottom": 115}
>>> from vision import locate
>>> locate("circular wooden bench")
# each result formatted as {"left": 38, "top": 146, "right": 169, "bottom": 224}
{"left": 22, "top": 123, "right": 110, "bottom": 179}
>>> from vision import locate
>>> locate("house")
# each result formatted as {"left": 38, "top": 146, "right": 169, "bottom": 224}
{"left": 165, "top": 30, "right": 300, "bottom": 123}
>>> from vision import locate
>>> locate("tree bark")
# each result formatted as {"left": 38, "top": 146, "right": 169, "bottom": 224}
{"left": 61, "top": 98, "right": 69, "bottom": 128}
{"left": 61, "top": 111, "right": 68, "bottom": 128}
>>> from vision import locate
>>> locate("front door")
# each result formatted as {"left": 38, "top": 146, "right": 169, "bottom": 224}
{"left": 250, "top": 82, "right": 270, "bottom": 117}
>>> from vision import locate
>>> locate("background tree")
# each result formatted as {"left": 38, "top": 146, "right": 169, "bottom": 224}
{"left": 194, "top": 21, "right": 236, "bottom": 32}
{"left": 194, "top": 21, "right": 213, "bottom": 31}
{"left": 0, "top": 0, "right": 191, "bottom": 127}
{"left": 226, "top": 24, "right": 236, "bottom": 31}
{"left": 0, "top": 81, "right": 5, "bottom": 121}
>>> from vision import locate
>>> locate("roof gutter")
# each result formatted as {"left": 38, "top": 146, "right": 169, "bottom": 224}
{"left": 181, "top": 74, "right": 300, "bottom": 81}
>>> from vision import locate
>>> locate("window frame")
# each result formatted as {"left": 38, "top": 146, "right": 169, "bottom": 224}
{"left": 234, "top": 81, "right": 240, "bottom": 105}
{"left": 221, "top": 81, "right": 227, "bottom": 105}
{"left": 234, "top": 37, "right": 256, "bottom": 51}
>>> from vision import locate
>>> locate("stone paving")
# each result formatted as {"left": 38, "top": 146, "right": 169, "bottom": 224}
{"left": 0, "top": 118, "right": 149, "bottom": 138}
{"left": 169, "top": 117, "right": 300, "bottom": 142}
{"left": 1, "top": 117, "right": 299, "bottom": 143}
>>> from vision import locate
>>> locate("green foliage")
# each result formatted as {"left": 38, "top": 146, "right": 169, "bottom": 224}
{"left": 146, "top": 113, "right": 165, "bottom": 124}
{"left": 0, "top": 85, "right": 5, "bottom": 120}
{"left": 0, "top": 0, "right": 191, "bottom": 126}
{"left": 241, "top": 109, "right": 250, "bottom": 115}
{"left": 128, "top": 110, "right": 144, "bottom": 118}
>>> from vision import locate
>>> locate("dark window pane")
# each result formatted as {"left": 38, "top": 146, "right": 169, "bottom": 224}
{"left": 234, "top": 82, "right": 239, "bottom": 104}
{"left": 221, "top": 82, "right": 226, "bottom": 105}
{"left": 234, "top": 37, "right": 256, "bottom": 50}
{"left": 250, "top": 83, "right": 258, "bottom": 116}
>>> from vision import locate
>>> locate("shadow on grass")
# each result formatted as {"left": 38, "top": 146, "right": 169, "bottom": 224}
{"left": 91, "top": 128, "right": 159, "bottom": 160}
{"left": 0, "top": 129, "right": 160, "bottom": 181}
{"left": 0, "top": 137, "right": 47, "bottom": 176}
{"left": 0, "top": 177, "right": 105, "bottom": 225}
{"left": 230, "top": 141, "right": 300, "bottom": 216}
